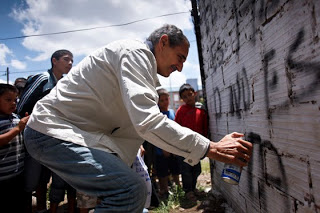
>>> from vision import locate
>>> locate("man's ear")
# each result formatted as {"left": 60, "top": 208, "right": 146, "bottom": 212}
{"left": 159, "top": 34, "right": 169, "bottom": 49}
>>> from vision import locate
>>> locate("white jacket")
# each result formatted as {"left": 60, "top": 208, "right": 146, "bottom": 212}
{"left": 28, "top": 39, "right": 210, "bottom": 166}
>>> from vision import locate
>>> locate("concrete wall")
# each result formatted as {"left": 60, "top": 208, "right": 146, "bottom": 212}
{"left": 197, "top": 0, "right": 320, "bottom": 212}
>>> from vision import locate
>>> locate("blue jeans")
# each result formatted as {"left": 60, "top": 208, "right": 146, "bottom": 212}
{"left": 24, "top": 126, "right": 147, "bottom": 213}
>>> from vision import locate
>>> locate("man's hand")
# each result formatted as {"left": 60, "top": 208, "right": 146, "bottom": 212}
{"left": 206, "top": 132, "right": 253, "bottom": 167}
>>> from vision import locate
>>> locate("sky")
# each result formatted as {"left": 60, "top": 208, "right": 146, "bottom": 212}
{"left": 0, "top": 0, "right": 202, "bottom": 91}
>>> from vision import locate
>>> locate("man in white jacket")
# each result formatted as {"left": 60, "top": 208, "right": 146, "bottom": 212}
{"left": 24, "top": 24, "right": 252, "bottom": 212}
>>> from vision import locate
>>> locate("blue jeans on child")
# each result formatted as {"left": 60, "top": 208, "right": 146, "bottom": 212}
{"left": 24, "top": 126, "right": 147, "bottom": 213}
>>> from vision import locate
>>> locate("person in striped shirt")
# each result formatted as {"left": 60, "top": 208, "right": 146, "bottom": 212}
{"left": 0, "top": 83, "right": 29, "bottom": 212}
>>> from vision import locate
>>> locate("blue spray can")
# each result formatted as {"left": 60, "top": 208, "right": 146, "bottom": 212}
{"left": 221, "top": 163, "right": 242, "bottom": 185}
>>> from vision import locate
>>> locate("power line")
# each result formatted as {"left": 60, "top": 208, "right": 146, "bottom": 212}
{"left": 1, "top": 10, "right": 194, "bottom": 80}
{"left": 0, "top": 11, "right": 190, "bottom": 41}
{"left": 1, "top": 39, "right": 196, "bottom": 75}
{"left": 0, "top": 69, "right": 44, "bottom": 74}
{"left": 0, "top": 39, "right": 197, "bottom": 76}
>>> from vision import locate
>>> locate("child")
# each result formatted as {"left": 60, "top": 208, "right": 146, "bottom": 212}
{"left": 155, "top": 88, "right": 180, "bottom": 199}
{"left": 14, "top": 77, "right": 27, "bottom": 101}
{"left": 174, "top": 83, "right": 208, "bottom": 201}
{"left": 0, "top": 84, "right": 29, "bottom": 212}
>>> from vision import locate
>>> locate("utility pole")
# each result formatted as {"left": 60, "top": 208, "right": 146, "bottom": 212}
{"left": 6, "top": 67, "right": 9, "bottom": 84}
{"left": 190, "top": 0, "right": 207, "bottom": 109}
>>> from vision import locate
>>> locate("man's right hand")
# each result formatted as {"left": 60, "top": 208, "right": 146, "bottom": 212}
{"left": 206, "top": 132, "right": 253, "bottom": 167}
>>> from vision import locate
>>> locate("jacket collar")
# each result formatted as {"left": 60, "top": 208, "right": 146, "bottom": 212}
{"left": 144, "top": 40, "right": 161, "bottom": 87}
{"left": 144, "top": 40, "right": 154, "bottom": 54}
{"left": 43, "top": 69, "right": 57, "bottom": 93}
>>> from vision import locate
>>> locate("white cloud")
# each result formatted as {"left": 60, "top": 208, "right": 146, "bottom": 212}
{"left": 10, "top": 59, "right": 27, "bottom": 70}
{"left": 158, "top": 72, "right": 187, "bottom": 90}
{"left": 11, "top": 0, "right": 193, "bottom": 60}
{"left": 183, "top": 60, "right": 201, "bottom": 77}
{"left": 0, "top": 79, "right": 8, "bottom": 83}
{"left": 0, "top": 44, "right": 26, "bottom": 74}
{"left": 158, "top": 60, "right": 203, "bottom": 90}
{"left": 8, "top": 0, "right": 203, "bottom": 90}
{"left": 0, "top": 44, "right": 12, "bottom": 66}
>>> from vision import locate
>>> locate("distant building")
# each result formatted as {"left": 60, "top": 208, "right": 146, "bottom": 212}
{"left": 186, "top": 78, "right": 198, "bottom": 91}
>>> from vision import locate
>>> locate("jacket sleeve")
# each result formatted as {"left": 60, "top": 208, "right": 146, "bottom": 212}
{"left": 118, "top": 49, "right": 210, "bottom": 166}
{"left": 17, "top": 74, "right": 48, "bottom": 118}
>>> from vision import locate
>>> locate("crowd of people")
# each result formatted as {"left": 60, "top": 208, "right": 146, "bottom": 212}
{"left": 0, "top": 24, "right": 252, "bottom": 213}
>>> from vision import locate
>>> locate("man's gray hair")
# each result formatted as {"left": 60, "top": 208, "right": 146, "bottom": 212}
{"left": 147, "top": 24, "right": 190, "bottom": 48}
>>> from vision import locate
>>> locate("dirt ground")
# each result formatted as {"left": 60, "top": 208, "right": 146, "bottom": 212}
{"left": 147, "top": 157, "right": 235, "bottom": 213}
{"left": 165, "top": 172, "right": 233, "bottom": 213}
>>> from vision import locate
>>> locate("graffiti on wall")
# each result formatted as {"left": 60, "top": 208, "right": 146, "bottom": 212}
{"left": 246, "top": 132, "right": 290, "bottom": 210}
{"left": 209, "top": 28, "right": 320, "bottom": 120}
{"left": 201, "top": 0, "right": 320, "bottom": 211}
{"left": 238, "top": 0, "right": 281, "bottom": 46}
{"left": 210, "top": 67, "right": 251, "bottom": 119}
{"left": 286, "top": 29, "right": 320, "bottom": 104}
